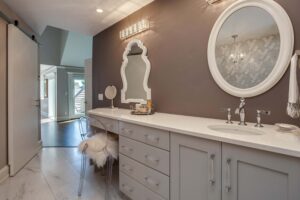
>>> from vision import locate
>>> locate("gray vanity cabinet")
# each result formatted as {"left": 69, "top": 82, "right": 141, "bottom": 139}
{"left": 170, "top": 133, "right": 222, "bottom": 200}
{"left": 222, "top": 144, "right": 300, "bottom": 200}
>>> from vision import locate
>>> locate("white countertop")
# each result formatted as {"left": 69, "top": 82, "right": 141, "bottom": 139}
{"left": 89, "top": 108, "right": 300, "bottom": 158}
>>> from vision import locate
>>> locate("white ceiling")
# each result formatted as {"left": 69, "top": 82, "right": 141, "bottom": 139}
{"left": 4, "top": 0, "right": 154, "bottom": 36}
{"left": 217, "top": 7, "right": 279, "bottom": 45}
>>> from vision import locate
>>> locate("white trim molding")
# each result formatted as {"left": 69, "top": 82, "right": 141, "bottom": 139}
{"left": 0, "top": 165, "right": 9, "bottom": 183}
{"left": 121, "top": 39, "right": 151, "bottom": 103}
{"left": 207, "top": 0, "right": 294, "bottom": 98}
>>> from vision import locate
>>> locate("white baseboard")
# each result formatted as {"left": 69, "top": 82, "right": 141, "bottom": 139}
{"left": 0, "top": 165, "right": 9, "bottom": 183}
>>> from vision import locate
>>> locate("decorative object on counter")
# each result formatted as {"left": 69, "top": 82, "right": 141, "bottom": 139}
{"left": 121, "top": 39, "right": 151, "bottom": 104}
{"left": 255, "top": 110, "right": 271, "bottom": 128}
{"left": 275, "top": 123, "right": 299, "bottom": 132}
{"left": 287, "top": 51, "right": 300, "bottom": 118}
{"left": 119, "top": 19, "right": 150, "bottom": 40}
{"left": 131, "top": 101, "right": 154, "bottom": 115}
{"left": 208, "top": 0, "right": 294, "bottom": 98}
{"left": 105, "top": 85, "right": 117, "bottom": 109}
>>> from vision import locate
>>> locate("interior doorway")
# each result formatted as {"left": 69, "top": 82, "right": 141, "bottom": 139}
{"left": 40, "top": 66, "right": 85, "bottom": 147}
{"left": 68, "top": 72, "right": 85, "bottom": 119}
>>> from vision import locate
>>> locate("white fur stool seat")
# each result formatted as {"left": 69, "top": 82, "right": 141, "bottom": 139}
{"left": 78, "top": 133, "right": 118, "bottom": 167}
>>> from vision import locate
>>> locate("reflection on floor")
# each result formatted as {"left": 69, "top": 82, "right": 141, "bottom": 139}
{"left": 0, "top": 148, "right": 126, "bottom": 200}
{"left": 41, "top": 120, "right": 82, "bottom": 147}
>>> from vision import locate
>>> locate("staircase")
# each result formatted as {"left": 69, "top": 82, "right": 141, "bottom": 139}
{"left": 74, "top": 88, "right": 85, "bottom": 114}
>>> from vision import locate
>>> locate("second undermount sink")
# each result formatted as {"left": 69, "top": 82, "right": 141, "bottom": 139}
{"left": 208, "top": 124, "right": 265, "bottom": 136}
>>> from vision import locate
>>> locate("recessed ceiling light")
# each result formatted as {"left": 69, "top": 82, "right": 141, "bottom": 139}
{"left": 96, "top": 8, "right": 104, "bottom": 13}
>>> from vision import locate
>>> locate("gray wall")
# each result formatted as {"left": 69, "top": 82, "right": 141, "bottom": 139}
{"left": 40, "top": 26, "right": 92, "bottom": 67}
{"left": 93, "top": 0, "right": 300, "bottom": 125}
{"left": 40, "top": 26, "right": 67, "bottom": 66}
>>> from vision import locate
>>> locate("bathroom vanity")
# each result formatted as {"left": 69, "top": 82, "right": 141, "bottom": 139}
{"left": 89, "top": 108, "right": 300, "bottom": 200}
{"left": 89, "top": 0, "right": 300, "bottom": 199}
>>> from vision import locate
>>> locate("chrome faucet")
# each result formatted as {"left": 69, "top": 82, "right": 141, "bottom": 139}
{"left": 235, "top": 98, "right": 247, "bottom": 125}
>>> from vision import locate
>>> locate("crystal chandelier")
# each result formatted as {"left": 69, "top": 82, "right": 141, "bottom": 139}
{"left": 229, "top": 34, "right": 245, "bottom": 64}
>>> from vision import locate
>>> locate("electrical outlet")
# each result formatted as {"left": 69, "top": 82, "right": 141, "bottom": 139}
{"left": 98, "top": 93, "right": 104, "bottom": 101}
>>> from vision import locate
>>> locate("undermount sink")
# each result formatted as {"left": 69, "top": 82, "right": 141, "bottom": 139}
{"left": 208, "top": 124, "right": 265, "bottom": 136}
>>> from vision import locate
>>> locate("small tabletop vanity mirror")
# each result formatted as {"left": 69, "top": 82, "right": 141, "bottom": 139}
{"left": 121, "top": 39, "right": 151, "bottom": 103}
{"left": 208, "top": 0, "right": 294, "bottom": 98}
{"left": 105, "top": 85, "right": 117, "bottom": 108}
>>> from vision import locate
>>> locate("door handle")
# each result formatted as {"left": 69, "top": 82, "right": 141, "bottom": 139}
{"left": 225, "top": 158, "right": 232, "bottom": 192}
{"left": 209, "top": 154, "right": 215, "bottom": 185}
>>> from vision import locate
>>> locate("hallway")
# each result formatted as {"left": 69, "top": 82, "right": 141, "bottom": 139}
{"left": 41, "top": 120, "right": 82, "bottom": 147}
{"left": 0, "top": 148, "right": 123, "bottom": 200}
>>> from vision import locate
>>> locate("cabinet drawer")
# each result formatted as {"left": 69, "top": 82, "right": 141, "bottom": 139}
{"left": 120, "top": 154, "right": 169, "bottom": 200}
{"left": 120, "top": 136, "right": 170, "bottom": 175}
{"left": 89, "top": 115, "right": 118, "bottom": 134}
{"left": 120, "top": 172, "right": 165, "bottom": 200}
{"left": 119, "top": 122, "right": 170, "bottom": 150}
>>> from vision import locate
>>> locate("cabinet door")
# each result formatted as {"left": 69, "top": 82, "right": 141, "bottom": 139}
{"left": 171, "top": 133, "right": 222, "bottom": 200}
{"left": 222, "top": 144, "right": 300, "bottom": 200}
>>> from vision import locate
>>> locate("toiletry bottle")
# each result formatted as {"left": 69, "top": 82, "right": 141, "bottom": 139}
{"left": 147, "top": 99, "right": 152, "bottom": 113}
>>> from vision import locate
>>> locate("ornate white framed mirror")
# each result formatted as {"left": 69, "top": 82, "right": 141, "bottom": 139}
{"left": 121, "top": 39, "right": 151, "bottom": 103}
{"left": 208, "top": 0, "right": 294, "bottom": 98}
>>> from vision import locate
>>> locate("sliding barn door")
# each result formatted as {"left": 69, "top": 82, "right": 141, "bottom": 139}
{"left": 8, "top": 24, "right": 40, "bottom": 176}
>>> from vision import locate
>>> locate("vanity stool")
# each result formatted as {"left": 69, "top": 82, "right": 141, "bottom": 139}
{"left": 77, "top": 116, "right": 118, "bottom": 199}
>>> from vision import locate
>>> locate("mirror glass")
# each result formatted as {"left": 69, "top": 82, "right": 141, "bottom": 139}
{"left": 215, "top": 7, "right": 280, "bottom": 89}
{"left": 121, "top": 40, "right": 151, "bottom": 103}
{"left": 125, "top": 44, "right": 147, "bottom": 100}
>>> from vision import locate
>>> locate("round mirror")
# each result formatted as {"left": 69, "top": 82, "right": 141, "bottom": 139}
{"left": 208, "top": 0, "right": 294, "bottom": 97}
{"left": 105, "top": 85, "right": 117, "bottom": 100}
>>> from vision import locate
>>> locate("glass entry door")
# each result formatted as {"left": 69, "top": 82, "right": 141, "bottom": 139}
{"left": 68, "top": 73, "right": 85, "bottom": 119}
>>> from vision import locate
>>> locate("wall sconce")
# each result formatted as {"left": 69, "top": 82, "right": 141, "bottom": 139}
{"left": 206, "top": 0, "right": 222, "bottom": 4}
{"left": 120, "top": 19, "right": 150, "bottom": 40}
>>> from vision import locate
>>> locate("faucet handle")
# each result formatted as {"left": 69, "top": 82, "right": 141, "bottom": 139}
{"left": 221, "top": 108, "right": 233, "bottom": 124}
{"left": 255, "top": 110, "right": 271, "bottom": 128}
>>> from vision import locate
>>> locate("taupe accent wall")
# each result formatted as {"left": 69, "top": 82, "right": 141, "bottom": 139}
{"left": 93, "top": 0, "right": 300, "bottom": 125}
{"left": 0, "top": 18, "right": 7, "bottom": 169}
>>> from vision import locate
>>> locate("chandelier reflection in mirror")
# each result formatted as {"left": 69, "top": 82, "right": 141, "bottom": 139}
{"left": 229, "top": 34, "right": 245, "bottom": 64}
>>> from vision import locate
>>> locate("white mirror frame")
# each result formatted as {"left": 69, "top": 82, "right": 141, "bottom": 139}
{"left": 207, "top": 0, "right": 294, "bottom": 98}
{"left": 121, "top": 39, "right": 151, "bottom": 103}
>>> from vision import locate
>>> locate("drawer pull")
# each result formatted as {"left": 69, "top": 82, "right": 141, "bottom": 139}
{"left": 106, "top": 123, "right": 113, "bottom": 130}
{"left": 144, "top": 134, "right": 160, "bottom": 144}
{"left": 225, "top": 158, "right": 232, "bottom": 192}
{"left": 144, "top": 176, "right": 160, "bottom": 187}
{"left": 121, "top": 145, "right": 133, "bottom": 153}
{"left": 209, "top": 154, "right": 215, "bottom": 185}
{"left": 121, "top": 128, "right": 133, "bottom": 135}
{"left": 121, "top": 183, "right": 133, "bottom": 193}
{"left": 145, "top": 155, "right": 160, "bottom": 164}
{"left": 121, "top": 164, "right": 133, "bottom": 172}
